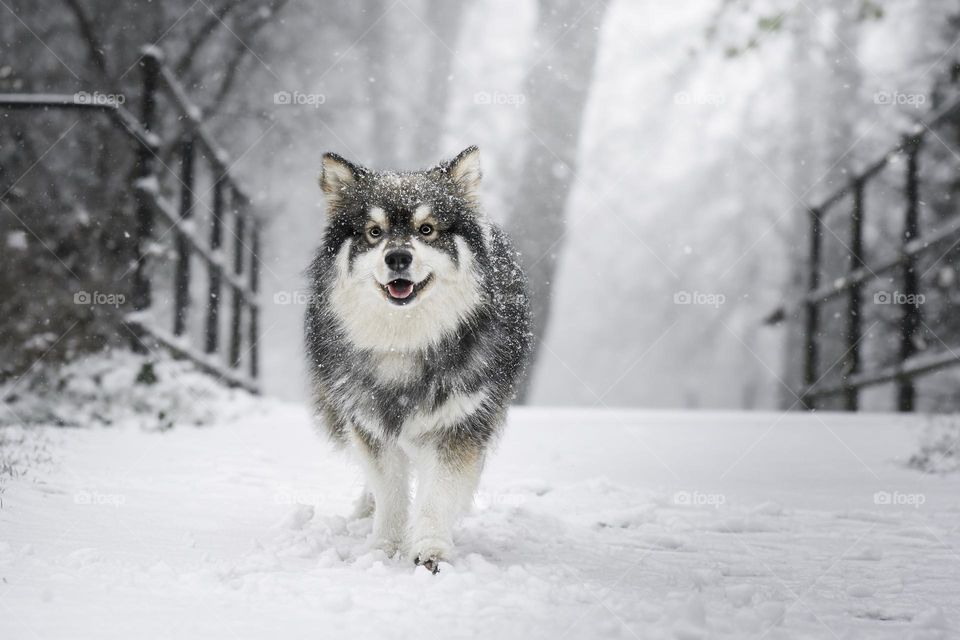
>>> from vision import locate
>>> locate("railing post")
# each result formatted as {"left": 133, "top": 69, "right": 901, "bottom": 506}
{"left": 843, "top": 180, "right": 865, "bottom": 410}
{"left": 205, "top": 176, "right": 225, "bottom": 353}
{"left": 898, "top": 135, "right": 923, "bottom": 412}
{"left": 249, "top": 222, "right": 260, "bottom": 381}
{"left": 801, "top": 207, "right": 822, "bottom": 410}
{"left": 173, "top": 134, "right": 194, "bottom": 336}
{"left": 229, "top": 190, "right": 246, "bottom": 369}
{"left": 131, "top": 47, "right": 162, "bottom": 352}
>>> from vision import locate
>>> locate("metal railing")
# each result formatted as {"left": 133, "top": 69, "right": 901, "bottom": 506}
{"left": 764, "top": 94, "right": 960, "bottom": 411}
{"left": 0, "top": 46, "right": 260, "bottom": 392}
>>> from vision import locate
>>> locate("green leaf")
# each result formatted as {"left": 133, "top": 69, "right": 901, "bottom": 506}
{"left": 758, "top": 14, "right": 785, "bottom": 32}
{"left": 136, "top": 362, "right": 158, "bottom": 385}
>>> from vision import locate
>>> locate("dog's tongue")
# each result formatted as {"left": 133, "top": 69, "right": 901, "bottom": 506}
{"left": 387, "top": 280, "right": 414, "bottom": 299}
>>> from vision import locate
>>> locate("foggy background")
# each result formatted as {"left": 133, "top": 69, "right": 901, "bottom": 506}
{"left": 3, "top": 0, "right": 960, "bottom": 410}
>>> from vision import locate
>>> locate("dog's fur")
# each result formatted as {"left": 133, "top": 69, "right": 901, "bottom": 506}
{"left": 304, "top": 146, "right": 532, "bottom": 571}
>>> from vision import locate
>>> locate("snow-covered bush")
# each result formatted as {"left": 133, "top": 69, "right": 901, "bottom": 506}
{"left": 908, "top": 414, "right": 960, "bottom": 473}
{"left": 0, "top": 424, "right": 52, "bottom": 499}
{"left": 0, "top": 350, "right": 258, "bottom": 431}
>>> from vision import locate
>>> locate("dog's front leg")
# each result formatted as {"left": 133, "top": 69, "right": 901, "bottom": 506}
{"left": 405, "top": 444, "right": 483, "bottom": 573}
{"left": 350, "top": 428, "right": 409, "bottom": 556}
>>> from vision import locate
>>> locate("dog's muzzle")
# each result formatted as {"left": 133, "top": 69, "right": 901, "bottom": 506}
{"left": 381, "top": 249, "right": 423, "bottom": 302}
{"left": 384, "top": 249, "right": 413, "bottom": 273}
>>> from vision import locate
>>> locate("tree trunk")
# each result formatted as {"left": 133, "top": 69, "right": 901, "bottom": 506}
{"left": 362, "top": 0, "right": 401, "bottom": 168}
{"left": 410, "top": 0, "right": 465, "bottom": 165}
{"left": 778, "top": 2, "right": 820, "bottom": 409}
{"left": 506, "top": 0, "right": 610, "bottom": 402}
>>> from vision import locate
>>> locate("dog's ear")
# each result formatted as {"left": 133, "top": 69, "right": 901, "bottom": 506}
{"left": 319, "top": 153, "right": 365, "bottom": 208}
{"left": 439, "top": 145, "right": 481, "bottom": 203}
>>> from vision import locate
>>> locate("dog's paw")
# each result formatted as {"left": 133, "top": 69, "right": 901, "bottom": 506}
{"left": 409, "top": 537, "right": 452, "bottom": 574}
{"left": 369, "top": 536, "right": 403, "bottom": 557}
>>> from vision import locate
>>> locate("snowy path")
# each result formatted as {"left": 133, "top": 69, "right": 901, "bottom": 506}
{"left": 1, "top": 404, "right": 959, "bottom": 639}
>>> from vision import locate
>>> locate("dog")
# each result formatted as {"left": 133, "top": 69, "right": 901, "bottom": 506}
{"left": 304, "top": 146, "right": 532, "bottom": 572}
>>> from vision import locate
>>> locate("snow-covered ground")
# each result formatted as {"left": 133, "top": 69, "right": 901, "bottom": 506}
{"left": 1, "top": 403, "right": 958, "bottom": 639}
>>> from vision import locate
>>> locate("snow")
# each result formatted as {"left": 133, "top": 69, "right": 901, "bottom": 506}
{"left": 2, "top": 404, "right": 959, "bottom": 639}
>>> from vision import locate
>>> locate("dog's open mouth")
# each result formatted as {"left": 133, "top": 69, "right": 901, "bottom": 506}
{"left": 381, "top": 274, "right": 433, "bottom": 305}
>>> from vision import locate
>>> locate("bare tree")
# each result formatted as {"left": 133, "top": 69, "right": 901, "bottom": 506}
{"left": 505, "top": 0, "right": 610, "bottom": 400}
{"left": 362, "top": 0, "right": 402, "bottom": 168}
{"left": 410, "top": 0, "right": 466, "bottom": 165}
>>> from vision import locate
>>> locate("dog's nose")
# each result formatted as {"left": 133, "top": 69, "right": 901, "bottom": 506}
{"left": 385, "top": 249, "right": 413, "bottom": 272}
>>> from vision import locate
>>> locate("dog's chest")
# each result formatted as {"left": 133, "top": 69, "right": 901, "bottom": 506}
{"left": 369, "top": 350, "right": 424, "bottom": 385}
{"left": 343, "top": 351, "right": 433, "bottom": 437}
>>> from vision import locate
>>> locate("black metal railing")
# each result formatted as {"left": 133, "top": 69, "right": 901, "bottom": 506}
{"left": 0, "top": 46, "right": 261, "bottom": 392}
{"left": 765, "top": 94, "right": 960, "bottom": 411}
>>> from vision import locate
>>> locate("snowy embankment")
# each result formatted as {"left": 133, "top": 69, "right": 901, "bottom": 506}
{"left": 1, "top": 399, "right": 959, "bottom": 639}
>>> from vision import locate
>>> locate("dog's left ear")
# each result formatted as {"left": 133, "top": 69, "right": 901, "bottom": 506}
{"left": 438, "top": 145, "right": 481, "bottom": 203}
{"left": 319, "top": 152, "right": 366, "bottom": 209}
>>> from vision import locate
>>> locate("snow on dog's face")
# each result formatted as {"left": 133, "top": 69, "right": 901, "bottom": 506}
{"left": 318, "top": 146, "right": 489, "bottom": 352}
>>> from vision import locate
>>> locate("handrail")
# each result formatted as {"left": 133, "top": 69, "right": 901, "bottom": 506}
{"left": 151, "top": 56, "right": 251, "bottom": 205}
{"left": 0, "top": 93, "right": 156, "bottom": 148}
{"left": 133, "top": 180, "right": 259, "bottom": 300}
{"left": 801, "top": 91, "right": 960, "bottom": 221}
{"left": 764, "top": 88, "right": 960, "bottom": 411}
{"left": 764, "top": 210, "right": 960, "bottom": 322}
{"left": 802, "top": 349, "right": 960, "bottom": 399}
{"left": 0, "top": 47, "right": 263, "bottom": 392}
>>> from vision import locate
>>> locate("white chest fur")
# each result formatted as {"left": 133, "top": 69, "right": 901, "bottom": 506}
{"left": 399, "top": 389, "right": 489, "bottom": 442}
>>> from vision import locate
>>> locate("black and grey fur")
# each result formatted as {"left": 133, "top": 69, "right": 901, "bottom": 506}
{"left": 304, "top": 146, "right": 532, "bottom": 572}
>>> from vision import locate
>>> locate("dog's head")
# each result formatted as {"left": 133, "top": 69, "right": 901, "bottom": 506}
{"left": 317, "top": 146, "right": 490, "bottom": 351}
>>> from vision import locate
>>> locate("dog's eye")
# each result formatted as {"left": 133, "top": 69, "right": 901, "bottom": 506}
{"left": 419, "top": 224, "right": 434, "bottom": 236}
{"left": 368, "top": 226, "right": 382, "bottom": 238}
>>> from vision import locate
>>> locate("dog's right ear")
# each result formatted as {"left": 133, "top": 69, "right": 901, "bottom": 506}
{"left": 319, "top": 153, "right": 364, "bottom": 208}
